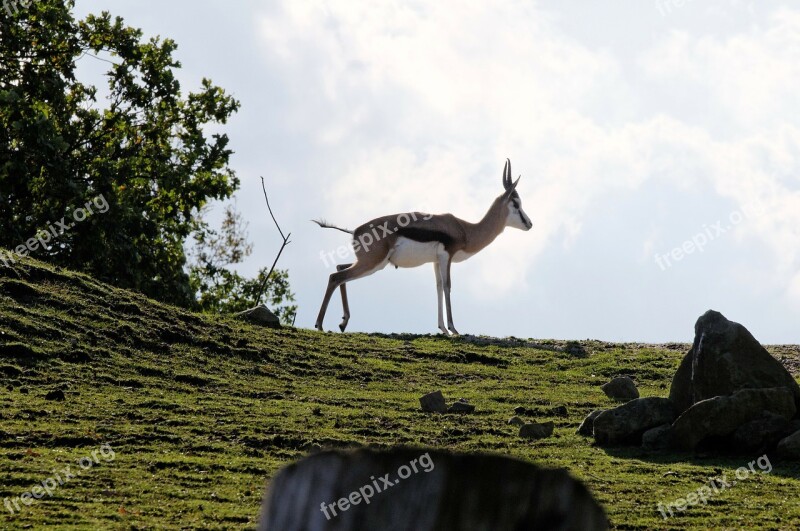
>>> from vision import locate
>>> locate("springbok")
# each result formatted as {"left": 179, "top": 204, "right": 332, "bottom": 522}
{"left": 314, "top": 159, "right": 532, "bottom": 335}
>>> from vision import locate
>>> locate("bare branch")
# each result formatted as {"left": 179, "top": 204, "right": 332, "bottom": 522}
{"left": 255, "top": 176, "right": 291, "bottom": 306}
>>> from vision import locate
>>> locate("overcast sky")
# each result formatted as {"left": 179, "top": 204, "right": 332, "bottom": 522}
{"left": 73, "top": 0, "right": 800, "bottom": 343}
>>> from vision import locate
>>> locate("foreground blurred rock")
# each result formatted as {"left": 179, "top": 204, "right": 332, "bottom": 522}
{"left": 258, "top": 448, "right": 608, "bottom": 531}
{"left": 581, "top": 310, "right": 800, "bottom": 456}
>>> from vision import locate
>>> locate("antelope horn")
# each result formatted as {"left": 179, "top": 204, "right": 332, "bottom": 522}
{"left": 504, "top": 175, "right": 521, "bottom": 197}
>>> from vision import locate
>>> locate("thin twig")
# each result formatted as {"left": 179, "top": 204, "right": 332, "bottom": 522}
{"left": 255, "top": 176, "right": 291, "bottom": 306}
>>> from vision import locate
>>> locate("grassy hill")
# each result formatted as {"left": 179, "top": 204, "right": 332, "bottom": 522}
{"left": 1, "top": 255, "right": 799, "bottom": 530}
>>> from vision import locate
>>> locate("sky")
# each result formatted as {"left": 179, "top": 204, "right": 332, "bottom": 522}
{"left": 71, "top": 0, "right": 800, "bottom": 343}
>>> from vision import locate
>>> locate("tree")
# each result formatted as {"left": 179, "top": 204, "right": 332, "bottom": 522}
{"left": 0, "top": 0, "right": 240, "bottom": 306}
{"left": 187, "top": 204, "right": 297, "bottom": 324}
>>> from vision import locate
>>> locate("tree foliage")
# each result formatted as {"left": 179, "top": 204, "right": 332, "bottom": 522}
{"left": 1, "top": 0, "right": 241, "bottom": 306}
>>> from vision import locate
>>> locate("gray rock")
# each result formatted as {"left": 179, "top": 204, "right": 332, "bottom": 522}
{"left": 593, "top": 398, "right": 676, "bottom": 446}
{"left": 576, "top": 410, "right": 604, "bottom": 437}
{"left": 549, "top": 405, "right": 569, "bottom": 417}
{"left": 777, "top": 429, "right": 800, "bottom": 459}
{"left": 508, "top": 416, "right": 525, "bottom": 426}
{"left": 601, "top": 376, "right": 639, "bottom": 402}
{"left": 671, "top": 387, "right": 797, "bottom": 451}
{"left": 236, "top": 305, "right": 281, "bottom": 328}
{"left": 520, "top": 422, "right": 554, "bottom": 440}
{"left": 419, "top": 391, "right": 447, "bottom": 413}
{"left": 642, "top": 424, "right": 673, "bottom": 450}
{"left": 447, "top": 399, "right": 475, "bottom": 414}
{"left": 731, "top": 411, "right": 789, "bottom": 453}
{"left": 669, "top": 310, "right": 800, "bottom": 414}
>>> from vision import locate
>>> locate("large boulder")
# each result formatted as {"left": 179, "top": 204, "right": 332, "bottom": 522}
{"left": 593, "top": 398, "right": 676, "bottom": 446}
{"left": 669, "top": 310, "right": 800, "bottom": 414}
{"left": 671, "top": 387, "right": 796, "bottom": 451}
{"left": 258, "top": 448, "right": 608, "bottom": 530}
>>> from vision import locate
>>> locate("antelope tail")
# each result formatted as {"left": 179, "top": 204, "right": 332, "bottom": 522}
{"left": 312, "top": 219, "right": 353, "bottom": 235}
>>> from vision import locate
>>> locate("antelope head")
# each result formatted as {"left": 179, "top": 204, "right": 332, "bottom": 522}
{"left": 501, "top": 159, "right": 533, "bottom": 231}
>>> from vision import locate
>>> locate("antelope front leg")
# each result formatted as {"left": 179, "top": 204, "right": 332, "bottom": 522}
{"left": 437, "top": 253, "right": 458, "bottom": 335}
{"left": 434, "top": 262, "right": 447, "bottom": 334}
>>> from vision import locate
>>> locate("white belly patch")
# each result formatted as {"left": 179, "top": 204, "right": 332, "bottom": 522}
{"left": 452, "top": 250, "right": 475, "bottom": 263}
{"left": 389, "top": 238, "right": 442, "bottom": 268}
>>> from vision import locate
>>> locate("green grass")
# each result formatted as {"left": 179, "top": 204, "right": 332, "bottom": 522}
{"left": 1, "top": 255, "right": 799, "bottom": 529}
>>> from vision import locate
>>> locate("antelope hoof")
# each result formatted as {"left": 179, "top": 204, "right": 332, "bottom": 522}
{"left": 339, "top": 318, "right": 349, "bottom": 332}
{"left": 448, "top": 326, "right": 460, "bottom": 336}
{"left": 315, "top": 322, "right": 323, "bottom": 332}
{"left": 438, "top": 325, "right": 449, "bottom": 335}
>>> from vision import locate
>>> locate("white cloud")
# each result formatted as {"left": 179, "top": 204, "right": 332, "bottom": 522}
{"left": 257, "top": 0, "right": 800, "bottom": 317}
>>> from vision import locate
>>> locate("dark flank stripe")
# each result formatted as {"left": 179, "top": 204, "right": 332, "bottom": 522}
{"left": 396, "top": 226, "right": 454, "bottom": 246}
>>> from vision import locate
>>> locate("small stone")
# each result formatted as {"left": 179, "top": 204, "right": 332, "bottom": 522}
{"left": 236, "top": 305, "right": 281, "bottom": 328}
{"left": 45, "top": 389, "right": 65, "bottom": 401}
{"left": 513, "top": 406, "right": 526, "bottom": 415}
{"left": 601, "top": 376, "right": 639, "bottom": 402}
{"left": 419, "top": 391, "right": 447, "bottom": 413}
{"left": 549, "top": 405, "right": 568, "bottom": 417}
{"left": 777, "top": 429, "right": 800, "bottom": 459}
{"left": 447, "top": 400, "right": 475, "bottom": 413}
{"left": 577, "top": 410, "right": 604, "bottom": 436}
{"left": 520, "top": 422, "right": 554, "bottom": 440}
{"left": 508, "top": 416, "right": 525, "bottom": 426}
{"left": 642, "top": 424, "right": 673, "bottom": 450}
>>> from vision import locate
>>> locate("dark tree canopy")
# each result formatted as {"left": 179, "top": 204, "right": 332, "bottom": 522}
{"left": 1, "top": 0, "right": 240, "bottom": 306}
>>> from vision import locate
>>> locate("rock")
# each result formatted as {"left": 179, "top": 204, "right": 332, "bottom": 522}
{"left": 513, "top": 406, "right": 526, "bottom": 415}
{"left": 45, "top": 389, "right": 65, "bottom": 401}
{"left": 508, "top": 416, "right": 525, "bottom": 426}
{"left": 593, "top": 398, "right": 676, "bottom": 446}
{"left": 419, "top": 391, "right": 447, "bottom": 413}
{"left": 777, "top": 429, "right": 800, "bottom": 459}
{"left": 520, "top": 422, "right": 555, "bottom": 440}
{"left": 731, "top": 411, "right": 789, "bottom": 453}
{"left": 669, "top": 310, "right": 800, "bottom": 414}
{"left": 447, "top": 399, "right": 475, "bottom": 413}
{"left": 258, "top": 448, "right": 608, "bottom": 530}
{"left": 671, "top": 387, "right": 796, "bottom": 451}
{"left": 549, "top": 405, "right": 569, "bottom": 417}
{"left": 601, "top": 376, "right": 639, "bottom": 402}
{"left": 577, "top": 410, "right": 604, "bottom": 437}
{"left": 642, "top": 424, "right": 673, "bottom": 450}
{"left": 236, "top": 305, "right": 281, "bottom": 328}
